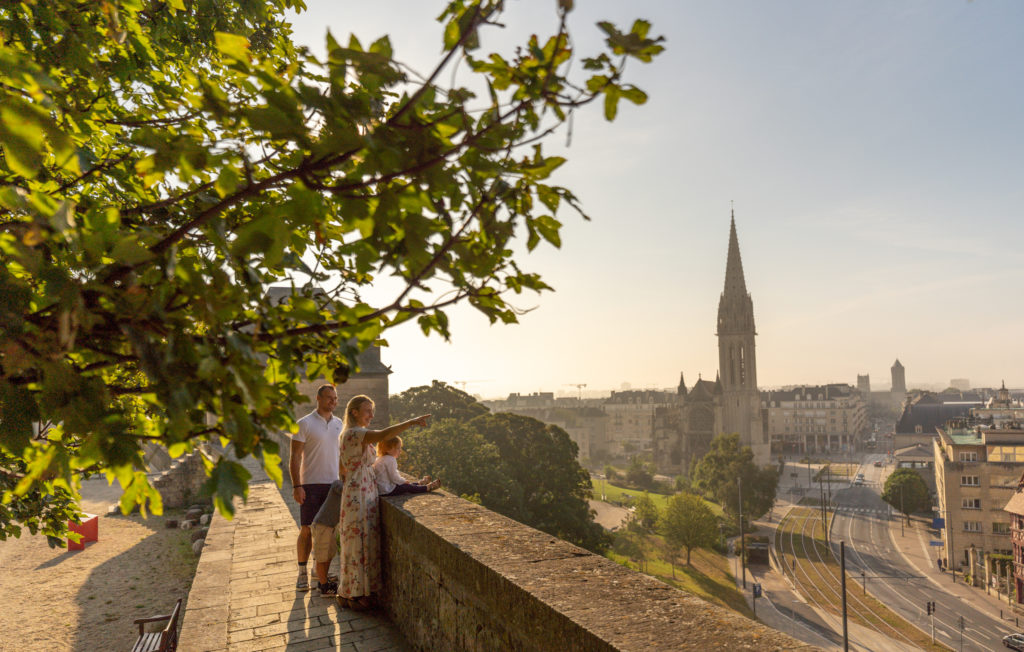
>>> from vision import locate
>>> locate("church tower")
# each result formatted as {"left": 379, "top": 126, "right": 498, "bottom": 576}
{"left": 717, "top": 211, "right": 769, "bottom": 464}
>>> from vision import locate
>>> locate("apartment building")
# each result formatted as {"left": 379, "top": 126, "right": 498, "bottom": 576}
{"left": 934, "top": 424, "right": 1024, "bottom": 574}
{"left": 762, "top": 384, "right": 868, "bottom": 454}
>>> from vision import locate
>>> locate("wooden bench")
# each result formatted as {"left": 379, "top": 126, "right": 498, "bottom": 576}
{"left": 131, "top": 598, "right": 182, "bottom": 652}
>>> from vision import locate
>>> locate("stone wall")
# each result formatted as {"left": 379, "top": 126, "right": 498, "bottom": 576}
{"left": 150, "top": 449, "right": 208, "bottom": 509}
{"left": 379, "top": 491, "right": 808, "bottom": 651}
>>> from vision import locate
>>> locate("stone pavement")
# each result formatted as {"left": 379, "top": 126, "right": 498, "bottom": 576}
{"left": 179, "top": 459, "right": 409, "bottom": 652}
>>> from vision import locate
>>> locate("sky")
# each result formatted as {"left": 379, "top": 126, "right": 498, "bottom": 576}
{"left": 285, "top": 1, "right": 1024, "bottom": 399}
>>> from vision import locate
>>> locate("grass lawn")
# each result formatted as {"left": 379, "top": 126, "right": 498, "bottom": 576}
{"left": 606, "top": 532, "right": 752, "bottom": 618}
{"left": 594, "top": 478, "right": 724, "bottom": 517}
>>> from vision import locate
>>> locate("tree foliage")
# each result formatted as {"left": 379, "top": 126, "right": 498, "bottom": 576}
{"left": 692, "top": 433, "right": 778, "bottom": 519}
{"left": 400, "top": 404, "right": 607, "bottom": 552}
{"left": 632, "top": 491, "right": 660, "bottom": 531}
{"left": 390, "top": 380, "right": 489, "bottom": 422}
{"left": 881, "top": 468, "right": 931, "bottom": 523}
{"left": 0, "top": 1, "right": 662, "bottom": 540}
{"left": 662, "top": 492, "right": 718, "bottom": 566}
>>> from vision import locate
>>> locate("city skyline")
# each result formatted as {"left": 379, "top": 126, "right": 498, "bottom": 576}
{"left": 286, "top": 1, "right": 1024, "bottom": 398}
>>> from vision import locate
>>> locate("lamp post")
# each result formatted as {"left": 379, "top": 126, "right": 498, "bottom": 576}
{"left": 738, "top": 476, "right": 746, "bottom": 589}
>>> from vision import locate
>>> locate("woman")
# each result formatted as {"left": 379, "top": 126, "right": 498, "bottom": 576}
{"left": 338, "top": 394, "right": 430, "bottom": 610}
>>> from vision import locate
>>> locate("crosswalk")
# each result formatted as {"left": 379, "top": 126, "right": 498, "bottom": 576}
{"left": 834, "top": 506, "right": 890, "bottom": 517}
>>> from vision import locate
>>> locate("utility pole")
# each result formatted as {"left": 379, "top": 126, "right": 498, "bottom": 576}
{"left": 738, "top": 476, "right": 746, "bottom": 589}
{"left": 819, "top": 477, "right": 827, "bottom": 537}
{"left": 841, "top": 541, "right": 849, "bottom": 652}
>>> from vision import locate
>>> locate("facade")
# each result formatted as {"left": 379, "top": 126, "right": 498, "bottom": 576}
{"left": 762, "top": 384, "right": 868, "bottom": 454}
{"left": 1003, "top": 475, "right": 1024, "bottom": 605}
{"left": 717, "top": 213, "right": 769, "bottom": 464}
{"left": 602, "top": 390, "right": 677, "bottom": 457}
{"left": 891, "top": 359, "right": 907, "bottom": 396}
{"left": 933, "top": 424, "right": 1024, "bottom": 576}
{"left": 857, "top": 374, "right": 871, "bottom": 394}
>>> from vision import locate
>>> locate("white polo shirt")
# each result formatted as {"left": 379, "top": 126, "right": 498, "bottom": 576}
{"left": 293, "top": 411, "right": 343, "bottom": 485}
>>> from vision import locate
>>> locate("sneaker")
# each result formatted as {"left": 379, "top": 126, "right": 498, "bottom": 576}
{"left": 296, "top": 570, "right": 310, "bottom": 592}
{"left": 318, "top": 581, "right": 338, "bottom": 597}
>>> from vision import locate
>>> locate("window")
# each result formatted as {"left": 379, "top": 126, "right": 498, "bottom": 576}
{"left": 959, "top": 451, "right": 978, "bottom": 462}
{"left": 915, "top": 425, "right": 923, "bottom": 434}
{"left": 962, "top": 498, "right": 981, "bottom": 509}
{"left": 993, "top": 522, "right": 1011, "bottom": 535}
{"left": 988, "top": 446, "right": 1024, "bottom": 463}
{"left": 961, "top": 476, "right": 980, "bottom": 487}
{"left": 963, "top": 521, "right": 982, "bottom": 532}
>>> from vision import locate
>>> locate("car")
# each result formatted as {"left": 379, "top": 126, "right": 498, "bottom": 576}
{"left": 853, "top": 478, "right": 864, "bottom": 486}
{"left": 873, "top": 460, "right": 883, "bottom": 467}
{"left": 1003, "top": 633, "right": 1024, "bottom": 650}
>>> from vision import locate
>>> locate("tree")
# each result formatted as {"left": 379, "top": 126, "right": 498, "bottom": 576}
{"left": 692, "top": 433, "right": 778, "bottom": 519}
{"left": 661, "top": 492, "right": 718, "bottom": 569}
{"left": 470, "top": 412, "right": 606, "bottom": 551}
{"left": 632, "top": 491, "right": 660, "bottom": 531}
{"left": 0, "top": 2, "right": 663, "bottom": 541}
{"left": 400, "top": 410, "right": 607, "bottom": 552}
{"left": 390, "top": 381, "right": 489, "bottom": 422}
{"left": 882, "top": 469, "right": 930, "bottom": 524}
{"left": 625, "top": 455, "right": 655, "bottom": 490}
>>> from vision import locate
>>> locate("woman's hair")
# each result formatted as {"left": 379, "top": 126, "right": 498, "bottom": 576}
{"left": 343, "top": 394, "right": 374, "bottom": 430}
{"left": 377, "top": 436, "right": 402, "bottom": 457}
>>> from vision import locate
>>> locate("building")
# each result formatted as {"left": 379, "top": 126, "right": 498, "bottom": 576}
{"left": 857, "top": 374, "right": 871, "bottom": 394}
{"left": 933, "top": 424, "right": 1024, "bottom": 579}
{"left": 891, "top": 359, "right": 907, "bottom": 396}
{"left": 481, "top": 395, "right": 609, "bottom": 463}
{"left": 895, "top": 391, "right": 983, "bottom": 450}
{"left": 762, "top": 384, "right": 868, "bottom": 454}
{"left": 603, "top": 390, "right": 677, "bottom": 457}
{"left": 951, "top": 378, "right": 971, "bottom": 391}
{"left": 1003, "top": 472, "right": 1024, "bottom": 605}
{"left": 717, "top": 212, "right": 769, "bottom": 464}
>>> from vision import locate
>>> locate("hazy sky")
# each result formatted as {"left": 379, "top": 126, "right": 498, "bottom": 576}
{"left": 286, "top": 1, "right": 1024, "bottom": 398}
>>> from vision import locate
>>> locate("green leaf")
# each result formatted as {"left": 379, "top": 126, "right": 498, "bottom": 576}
{"left": 110, "top": 236, "right": 154, "bottom": 265}
{"left": 0, "top": 383, "right": 38, "bottom": 454}
{"left": 215, "top": 32, "right": 250, "bottom": 63}
{"left": 203, "top": 459, "right": 252, "bottom": 518}
{"left": 444, "top": 19, "right": 461, "bottom": 50}
{"left": 215, "top": 167, "right": 239, "bottom": 198}
{"left": 603, "top": 86, "right": 621, "bottom": 121}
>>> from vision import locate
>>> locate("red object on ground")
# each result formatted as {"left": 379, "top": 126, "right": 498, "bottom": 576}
{"left": 68, "top": 513, "right": 98, "bottom": 550}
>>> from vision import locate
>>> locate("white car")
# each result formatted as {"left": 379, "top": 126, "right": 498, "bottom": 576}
{"left": 1003, "top": 633, "right": 1024, "bottom": 651}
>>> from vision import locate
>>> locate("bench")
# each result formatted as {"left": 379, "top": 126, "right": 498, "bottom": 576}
{"left": 131, "top": 598, "right": 182, "bottom": 652}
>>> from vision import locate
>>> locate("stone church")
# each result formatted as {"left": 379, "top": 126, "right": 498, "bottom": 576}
{"left": 655, "top": 212, "right": 770, "bottom": 472}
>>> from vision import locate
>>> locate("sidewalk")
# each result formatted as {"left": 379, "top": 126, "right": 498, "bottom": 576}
{"left": 179, "top": 458, "right": 409, "bottom": 652}
{"left": 886, "top": 512, "right": 1023, "bottom": 627}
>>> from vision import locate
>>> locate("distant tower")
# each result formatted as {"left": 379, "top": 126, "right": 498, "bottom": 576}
{"left": 857, "top": 374, "right": 871, "bottom": 394}
{"left": 677, "top": 372, "right": 687, "bottom": 397}
{"left": 891, "top": 359, "right": 906, "bottom": 395}
{"left": 717, "top": 210, "right": 768, "bottom": 464}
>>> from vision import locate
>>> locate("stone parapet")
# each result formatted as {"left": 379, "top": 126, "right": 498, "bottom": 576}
{"left": 380, "top": 491, "right": 809, "bottom": 651}
{"left": 150, "top": 449, "right": 207, "bottom": 509}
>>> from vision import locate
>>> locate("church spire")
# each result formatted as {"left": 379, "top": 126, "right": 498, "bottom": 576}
{"left": 723, "top": 207, "right": 748, "bottom": 298}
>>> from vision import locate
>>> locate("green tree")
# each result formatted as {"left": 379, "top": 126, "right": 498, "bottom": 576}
{"left": 0, "top": 1, "right": 662, "bottom": 541}
{"left": 632, "top": 491, "right": 660, "bottom": 531}
{"left": 390, "top": 381, "right": 489, "bottom": 422}
{"left": 401, "top": 410, "right": 607, "bottom": 552}
{"left": 692, "top": 433, "right": 778, "bottom": 519}
{"left": 470, "top": 412, "right": 606, "bottom": 551}
{"left": 661, "top": 492, "right": 718, "bottom": 569}
{"left": 882, "top": 469, "right": 931, "bottom": 524}
{"left": 625, "top": 455, "right": 655, "bottom": 490}
{"left": 398, "top": 420, "right": 517, "bottom": 512}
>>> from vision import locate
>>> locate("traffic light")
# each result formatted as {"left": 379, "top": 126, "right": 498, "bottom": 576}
{"left": 925, "top": 601, "right": 936, "bottom": 615}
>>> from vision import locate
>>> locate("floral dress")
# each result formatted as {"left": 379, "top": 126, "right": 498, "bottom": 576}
{"left": 338, "top": 427, "right": 381, "bottom": 599}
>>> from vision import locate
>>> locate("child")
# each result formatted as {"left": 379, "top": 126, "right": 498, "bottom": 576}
{"left": 372, "top": 436, "right": 441, "bottom": 496}
{"left": 309, "top": 478, "right": 343, "bottom": 597}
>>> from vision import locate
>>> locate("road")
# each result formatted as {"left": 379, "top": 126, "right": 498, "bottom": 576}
{"left": 830, "top": 453, "right": 1017, "bottom": 651}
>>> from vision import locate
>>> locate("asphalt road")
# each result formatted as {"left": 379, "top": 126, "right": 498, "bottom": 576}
{"left": 831, "top": 454, "right": 1016, "bottom": 651}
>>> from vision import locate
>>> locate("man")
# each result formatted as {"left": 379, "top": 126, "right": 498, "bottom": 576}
{"left": 290, "top": 384, "right": 342, "bottom": 591}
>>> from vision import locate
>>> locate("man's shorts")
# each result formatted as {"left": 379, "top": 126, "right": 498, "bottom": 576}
{"left": 299, "top": 483, "right": 332, "bottom": 527}
{"left": 311, "top": 523, "right": 338, "bottom": 563}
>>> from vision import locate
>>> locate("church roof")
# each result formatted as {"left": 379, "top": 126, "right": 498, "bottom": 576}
{"left": 722, "top": 211, "right": 748, "bottom": 298}
{"left": 688, "top": 378, "right": 721, "bottom": 400}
